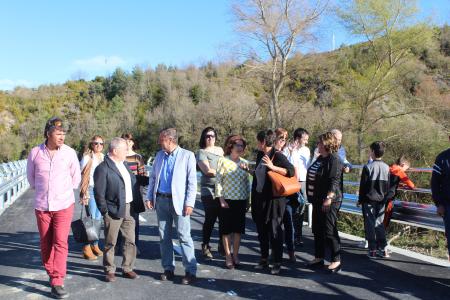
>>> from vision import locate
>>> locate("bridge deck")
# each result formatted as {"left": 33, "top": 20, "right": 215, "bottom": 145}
{"left": 0, "top": 189, "right": 449, "bottom": 300}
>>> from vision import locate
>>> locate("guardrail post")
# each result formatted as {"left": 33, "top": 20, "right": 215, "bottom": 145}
{"left": 307, "top": 203, "right": 312, "bottom": 228}
{"left": 0, "top": 163, "right": 7, "bottom": 209}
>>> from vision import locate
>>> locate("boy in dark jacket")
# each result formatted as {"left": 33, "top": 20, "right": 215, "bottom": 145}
{"left": 358, "top": 141, "right": 390, "bottom": 259}
{"left": 383, "top": 156, "right": 415, "bottom": 229}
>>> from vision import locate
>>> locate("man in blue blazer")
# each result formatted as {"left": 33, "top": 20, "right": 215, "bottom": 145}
{"left": 146, "top": 128, "right": 198, "bottom": 284}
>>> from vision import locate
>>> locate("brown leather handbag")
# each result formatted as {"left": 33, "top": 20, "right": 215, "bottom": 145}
{"left": 267, "top": 170, "right": 301, "bottom": 197}
{"left": 267, "top": 152, "right": 300, "bottom": 197}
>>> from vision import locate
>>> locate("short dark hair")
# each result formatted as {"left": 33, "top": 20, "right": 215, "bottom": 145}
{"left": 199, "top": 127, "right": 218, "bottom": 149}
{"left": 224, "top": 135, "right": 247, "bottom": 155}
{"left": 370, "top": 141, "right": 386, "bottom": 158}
{"left": 256, "top": 129, "right": 275, "bottom": 147}
{"left": 44, "top": 116, "right": 65, "bottom": 138}
{"left": 256, "top": 130, "right": 266, "bottom": 143}
{"left": 293, "top": 128, "right": 309, "bottom": 140}
{"left": 121, "top": 132, "right": 139, "bottom": 150}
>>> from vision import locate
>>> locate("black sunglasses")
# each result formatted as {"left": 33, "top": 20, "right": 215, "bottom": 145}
{"left": 205, "top": 134, "right": 216, "bottom": 139}
{"left": 93, "top": 142, "right": 104, "bottom": 146}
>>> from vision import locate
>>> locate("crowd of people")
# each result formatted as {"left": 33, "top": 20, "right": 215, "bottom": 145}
{"left": 26, "top": 116, "right": 450, "bottom": 299}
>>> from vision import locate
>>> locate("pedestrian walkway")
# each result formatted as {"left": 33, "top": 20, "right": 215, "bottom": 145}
{"left": 0, "top": 188, "right": 449, "bottom": 300}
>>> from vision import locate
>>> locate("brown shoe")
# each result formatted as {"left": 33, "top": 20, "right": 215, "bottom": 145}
{"left": 105, "top": 272, "right": 116, "bottom": 282}
{"left": 91, "top": 244, "right": 103, "bottom": 257}
{"left": 181, "top": 272, "right": 196, "bottom": 285}
{"left": 123, "top": 271, "right": 139, "bottom": 279}
{"left": 83, "top": 245, "right": 98, "bottom": 260}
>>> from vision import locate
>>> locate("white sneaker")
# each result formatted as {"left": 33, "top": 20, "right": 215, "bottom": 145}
{"left": 377, "top": 249, "right": 391, "bottom": 258}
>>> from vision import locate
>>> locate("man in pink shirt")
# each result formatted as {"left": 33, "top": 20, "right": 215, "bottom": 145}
{"left": 27, "top": 117, "right": 81, "bottom": 299}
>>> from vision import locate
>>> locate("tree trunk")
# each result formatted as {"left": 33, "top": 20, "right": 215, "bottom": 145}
{"left": 357, "top": 128, "right": 364, "bottom": 164}
{"left": 269, "top": 97, "right": 276, "bottom": 128}
{"left": 271, "top": 89, "right": 281, "bottom": 128}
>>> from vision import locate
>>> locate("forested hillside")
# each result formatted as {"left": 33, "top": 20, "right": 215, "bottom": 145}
{"left": 0, "top": 25, "right": 449, "bottom": 169}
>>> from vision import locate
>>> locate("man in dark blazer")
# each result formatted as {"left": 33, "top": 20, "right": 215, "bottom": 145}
{"left": 94, "top": 137, "right": 145, "bottom": 282}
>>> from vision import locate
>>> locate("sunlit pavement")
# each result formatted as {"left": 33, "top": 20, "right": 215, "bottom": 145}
{"left": 0, "top": 188, "right": 449, "bottom": 300}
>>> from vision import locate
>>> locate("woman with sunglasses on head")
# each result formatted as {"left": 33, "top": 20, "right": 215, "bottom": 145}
{"left": 79, "top": 135, "right": 105, "bottom": 260}
{"left": 215, "top": 135, "right": 250, "bottom": 269}
{"left": 196, "top": 127, "right": 224, "bottom": 259}
{"left": 252, "top": 128, "right": 295, "bottom": 275}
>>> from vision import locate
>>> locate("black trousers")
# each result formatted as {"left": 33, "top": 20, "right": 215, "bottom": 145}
{"left": 312, "top": 202, "right": 341, "bottom": 262}
{"left": 251, "top": 196, "right": 270, "bottom": 259}
{"left": 270, "top": 218, "right": 285, "bottom": 263}
{"left": 269, "top": 198, "right": 287, "bottom": 263}
{"left": 201, "top": 196, "right": 221, "bottom": 245}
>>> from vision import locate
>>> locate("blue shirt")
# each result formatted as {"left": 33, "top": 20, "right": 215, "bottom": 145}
{"left": 338, "top": 146, "right": 352, "bottom": 169}
{"left": 157, "top": 146, "right": 180, "bottom": 194}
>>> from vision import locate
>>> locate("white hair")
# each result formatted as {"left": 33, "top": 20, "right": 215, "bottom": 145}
{"left": 108, "top": 137, "right": 127, "bottom": 153}
{"left": 330, "top": 129, "right": 342, "bottom": 136}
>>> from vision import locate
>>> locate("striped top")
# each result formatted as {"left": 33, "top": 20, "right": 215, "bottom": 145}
{"left": 125, "top": 153, "right": 146, "bottom": 176}
{"left": 215, "top": 156, "right": 250, "bottom": 200}
{"left": 306, "top": 159, "right": 322, "bottom": 199}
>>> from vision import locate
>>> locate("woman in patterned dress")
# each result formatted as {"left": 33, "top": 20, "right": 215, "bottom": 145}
{"left": 215, "top": 135, "right": 251, "bottom": 269}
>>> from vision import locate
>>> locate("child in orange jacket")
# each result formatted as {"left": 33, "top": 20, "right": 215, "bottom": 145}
{"left": 384, "top": 156, "right": 416, "bottom": 229}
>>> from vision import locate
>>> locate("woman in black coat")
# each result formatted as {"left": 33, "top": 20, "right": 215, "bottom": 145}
{"left": 306, "top": 132, "right": 343, "bottom": 273}
{"left": 251, "top": 129, "right": 295, "bottom": 275}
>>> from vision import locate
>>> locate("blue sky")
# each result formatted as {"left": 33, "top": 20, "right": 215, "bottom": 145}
{"left": 0, "top": 0, "right": 448, "bottom": 90}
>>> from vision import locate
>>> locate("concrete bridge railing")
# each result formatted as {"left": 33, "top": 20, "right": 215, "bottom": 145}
{"left": 0, "top": 160, "right": 29, "bottom": 216}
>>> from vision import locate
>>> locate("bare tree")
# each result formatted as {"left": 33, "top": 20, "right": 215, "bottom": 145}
{"left": 232, "top": 0, "right": 327, "bottom": 128}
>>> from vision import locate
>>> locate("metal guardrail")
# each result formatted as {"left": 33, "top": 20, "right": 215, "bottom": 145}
{"left": 1, "top": 157, "right": 440, "bottom": 232}
{"left": 0, "top": 160, "right": 29, "bottom": 216}
{"left": 147, "top": 159, "right": 444, "bottom": 232}
{"left": 340, "top": 165, "right": 444, "bottom": 232}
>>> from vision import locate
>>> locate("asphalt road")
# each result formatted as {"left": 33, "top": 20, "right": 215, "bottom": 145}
{"left": 0, "top": 188, "right": 449, "bottom": 300}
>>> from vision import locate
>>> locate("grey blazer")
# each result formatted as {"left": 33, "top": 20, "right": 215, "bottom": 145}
{"left": 146, "top": 147, "right": 197, "bottom": 215}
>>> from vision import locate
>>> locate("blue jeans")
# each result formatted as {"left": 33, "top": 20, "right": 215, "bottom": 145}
{"left": 444, "top": 203, "right": 450, "bottom": 256}
{"left": 156, "top": 197, "right": 197, "bottom": 275}
{"left": 283, "top": 204, "right": 295, "bottom": 252}
{"left": 87, "top": 187, "right": 102, "bottom": 220}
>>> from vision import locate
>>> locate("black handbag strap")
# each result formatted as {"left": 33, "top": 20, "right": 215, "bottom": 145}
{"left": 80, "top": 205, "right": 85, "bottom": 219}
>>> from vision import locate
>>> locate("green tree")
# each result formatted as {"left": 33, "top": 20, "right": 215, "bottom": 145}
{"left": 338, "top": 0, "right": 435, "bottom": 161}
{"left": 105, "top": 68, "right": 129, "bottom": 100}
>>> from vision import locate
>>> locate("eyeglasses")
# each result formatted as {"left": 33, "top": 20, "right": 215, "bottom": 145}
{"left": 234, "top": 144, "right": 244, "bottom": 148}
{"left": 93, "top": 142, "right": 104, "bottom": 146}
{"left": 205, "top": 134, "right": 215, "bottom": 139}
